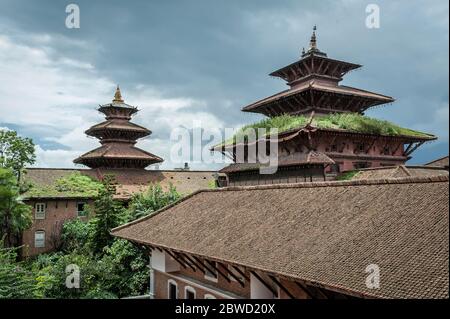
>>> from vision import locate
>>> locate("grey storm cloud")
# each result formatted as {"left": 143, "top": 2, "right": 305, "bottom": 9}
{"left": 0, "top": 0, "right": 448, "bottom": 168}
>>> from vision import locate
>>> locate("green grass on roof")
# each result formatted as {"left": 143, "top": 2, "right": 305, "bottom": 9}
{"left": 25, "top": 172, "right": 104, "bottom": 199}
{"left": 219, "top": 113, "right": 434, "bottom": 147}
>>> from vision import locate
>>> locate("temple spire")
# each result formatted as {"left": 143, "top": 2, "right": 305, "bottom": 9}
{"left": 113, "top": 85, "right": 124, "bottom": 103}
{"left": 309, "top": 25, "right": 317, "bottom": 51}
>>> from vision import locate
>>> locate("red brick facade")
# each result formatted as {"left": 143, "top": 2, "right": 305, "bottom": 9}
{"left": 22, "top": 199, "right": 92, "bottom": 257}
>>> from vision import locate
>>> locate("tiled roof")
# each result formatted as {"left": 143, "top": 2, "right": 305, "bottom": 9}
{"left": 351, "top": 165, "right": 449, "bottom": 180}
{"left": 425, "top": 156, "right": 449, "bottom": 168}
{"left": 23, "top": 168, "right": 217, "bottom": 199}
{"left": 112, "top": 176, "right": 449, "bottom": 299}
{"left": 242, "top": 81, "right": 394, "bottom": 112}
{"left": 220, "top": 151, "right": 334, "bottom": 173}
{"left": 73, "top": 144, "right": 163, "bottom": 165}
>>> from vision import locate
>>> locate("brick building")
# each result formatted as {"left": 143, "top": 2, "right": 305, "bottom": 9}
{"left": 21, "top": 88, "right": 218, "bottom": 257}
{"left": 112, "top": 176, "right": 449, "bottom": 299}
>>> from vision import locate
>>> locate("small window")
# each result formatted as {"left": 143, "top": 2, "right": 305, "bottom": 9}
{"left": 34, "top": 231, "right": 45, "bottom": 248}
{"left": 168, "top": 280, "right": 178, "bottom": 299}
{"left": 185, "top": 287, "right": 196, "bottom": 299}
{"left": 204, "top": 294, "right": 216, "bottom": 299}
{"left": 35, "top": 203, "right": 46, "bottom": 220}
{"left": 204, "top": 261, "right": 218, "bottom": 282}
{"left": 77, "top": 202, "right": 87, "bottom": 217}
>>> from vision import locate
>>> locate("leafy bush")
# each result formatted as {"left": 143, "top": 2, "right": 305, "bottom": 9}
{"left": 127, "top": 184, "right": 181, "bottom": 220}
{"left": 0, "top": 242, "right": 38, "bottom": 298}
{"left": 60, "top": 218, "right": 92, "bottom": 253}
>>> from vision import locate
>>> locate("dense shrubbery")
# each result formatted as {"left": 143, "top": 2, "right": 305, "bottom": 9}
{"left": 0, "top": 176, "right": 181, "bottom": 299}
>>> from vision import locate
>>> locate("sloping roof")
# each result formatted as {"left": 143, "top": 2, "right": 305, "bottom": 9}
{"left": 23, "top": 168, "right": 216, "bottom": 199}
{"left": 73, "top": 143, "right": 163, "bottom": 163}
{"left": 213, "top": 113, "right": 436, "bottom": 150}
{"left": 86, "top": 119, "right": 151, "bottom": 135}
{"left": 351, "top": 166, "right": 449, "bottom": 180}
{"left": 269, "top": 54, "right": 362, "bottom": 79}
{"left": 220, "top": 151, "right": 334, "bottom": 173}
{"left": 242, "top": 81, "right": 394, "bottom": 112}
{"left": 425, "top": 156, "right": 449, "bottom": 168}
{"left": 112, "top": 176, "right": 449, "bottom": 299}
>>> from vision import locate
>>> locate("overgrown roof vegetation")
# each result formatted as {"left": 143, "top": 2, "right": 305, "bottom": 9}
{"left": 25, "top": 172, "right": 104, "bottom": 199}
{"left": 335, "top": 170, "right": 361, "bottom": 181}
{"left": 219, "top": 113, "right": 434, "bottom": 147}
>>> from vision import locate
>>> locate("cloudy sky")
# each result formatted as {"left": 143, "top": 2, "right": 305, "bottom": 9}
{"left": 0, "top": 0, "right": 448, "bottom": 170}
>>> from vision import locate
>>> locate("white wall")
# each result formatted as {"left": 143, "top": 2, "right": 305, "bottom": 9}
{"left": 151, "top": 249, "right": 180, "bottom": 273}
{"left": 250, "top": 273, "right": 275, "bottom": 299}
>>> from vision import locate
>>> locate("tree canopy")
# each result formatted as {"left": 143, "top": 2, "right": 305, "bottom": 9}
{"left": 0, "top": 129, "right": 36, "bottom": 180}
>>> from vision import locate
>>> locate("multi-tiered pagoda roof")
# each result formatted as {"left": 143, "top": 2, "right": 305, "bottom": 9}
{"left": 214, "top": 27, "right": 436, "bottom": 185}
{"left": 242, "top": 26, "right": 394, "bottom": 117}
{"left": 74, "top": 87, "right": 163, "bottom": 169}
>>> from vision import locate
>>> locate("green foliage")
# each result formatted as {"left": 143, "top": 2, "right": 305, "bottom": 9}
{"left": 88, "top": 177, "right": 126, "bottom": 255}
{"left": 208, "top": 179, "right": 217, "bottom": 189}
{"left": 0, "top": 168, "right": 32, "bottom": 247}
{"left": 3, "top": 182, "right": 181, "bottom": 299}
{"left": 0, "top": 129, "right": 36, "bottom": 180}
{"left": 336, "top": 170, "right": 361, "bottom": 181}
{"left": 0, "top": 241, "right": 38, "bottom": 298}
{"left": 97, "top": 239, "right": 149, "bottom": 297}
{"left": 60, "top": 218, "right": 92, "bottom": 253}
{"left": 127, "top": 183, "right": 181, "bottom": 220}
{"left": 220, "top": 113, "right": 434, "bottom": 146}
{"left": 26, "top": 172, "right": 104, "bottom": 199}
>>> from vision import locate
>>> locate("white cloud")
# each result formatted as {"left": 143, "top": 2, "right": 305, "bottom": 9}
{"left": 0, "top": 31, "right": 224, "bottom": 169}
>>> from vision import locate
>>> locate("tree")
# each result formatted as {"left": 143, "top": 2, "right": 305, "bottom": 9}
{"left": 0, "top": 240, "right": 38, "bottom": 298}
{"left": 128, "top": 183, "right": 181, "bottom": 221}
{"left": 97, "top": 239, "right": 149, "bottom": 297}
{"left": 88, "top": 175, "right": 126, "bottom": 255}
{"left": 0, "top": 168, "right": 32, "bottom": 247}
{"left": 0, "top": 129, "right": 36, "bottom": 181}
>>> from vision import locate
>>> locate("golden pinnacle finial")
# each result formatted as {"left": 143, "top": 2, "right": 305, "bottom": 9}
{"left": 113, "top": 85, "right": 124, "bottom": 103}
{"left": 309, "top": 25, "right": 317, "bottom": 50}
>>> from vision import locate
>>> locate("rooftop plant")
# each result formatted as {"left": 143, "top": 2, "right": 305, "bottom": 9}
{"left": 218, "top": 113, "right": 434, "bottom": 147}
{"left": 25, "top": 172, "right": 104, "bottom": 199}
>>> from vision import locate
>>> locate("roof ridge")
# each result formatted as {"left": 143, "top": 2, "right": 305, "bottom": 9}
{"left": 211, "top": 175, "right": 449, "bottom": 192}
{"left": 112, "top": 175, "right": 449, "bottom": 234}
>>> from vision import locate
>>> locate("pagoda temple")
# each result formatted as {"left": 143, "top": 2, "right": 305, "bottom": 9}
{"left": 214, "top": 27, "right": 436, "bottom": 186}
{"left": 74, "top": 87, "right": 163, "bottom": 169}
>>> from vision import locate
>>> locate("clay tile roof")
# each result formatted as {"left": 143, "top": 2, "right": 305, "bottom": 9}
{"left": 220, "top": 151, "right": 334, "bottom": 173}
{"left": 242, "top": 82, "right": 394, "bottom": 112}
{"left": 86, "top": 120, "right": 151, "bottom": 134}
{"left": 112, "top": 176, "right": 449, "bottom": 299}
{"left": 23, "top": 168, "right": 217, "bottom": 199}
{"left": 425, "top": 156, "right": 449, "bottom": 169}
{"left": 352, "top": 165, "right": 449, "bottom": 180}
{"left": 74, "top": 144, "right": 163, "bottom": 162}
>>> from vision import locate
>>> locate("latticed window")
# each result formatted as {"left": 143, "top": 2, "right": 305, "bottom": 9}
{"left": 35, "top": 203, "right": 46, "bottom": 220}
{"left": 34, "top": 231, "right": 45, "bottom": 248}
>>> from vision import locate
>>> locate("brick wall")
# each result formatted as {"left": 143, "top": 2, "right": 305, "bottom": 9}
{"left": 22, "top": 199, "right": 93, "bottom": 257}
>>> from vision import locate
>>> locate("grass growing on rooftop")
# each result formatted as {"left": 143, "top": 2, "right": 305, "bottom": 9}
{"left": 335, "top": 170, "right": 361, "bottom": 181}
{"left": 25, "top": 172, "right": 104, "bottom": 198}
{"left": 218, "top": 113, "right": 434, "bottom": 147}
